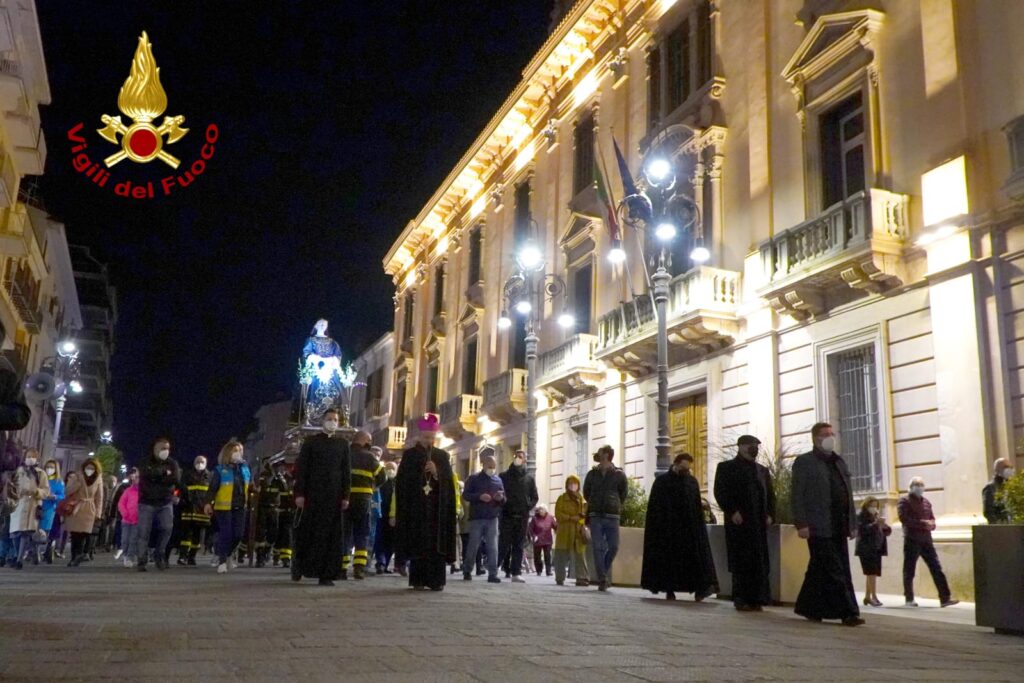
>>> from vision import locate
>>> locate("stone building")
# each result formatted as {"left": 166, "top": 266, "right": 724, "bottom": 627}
{"left": 382, "top": 0, "right": 1024, "bottom": 588}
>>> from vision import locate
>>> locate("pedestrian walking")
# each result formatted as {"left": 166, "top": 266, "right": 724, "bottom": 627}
{"left": 116, "top": 468, "right": 140, "bottom": 567}
{"left": 529, "top": 505, "right": 555, "bottom": 576}
{"left": 461, "top": 453, "right": 505, "bottom": 583}
{"left": 982, "top": 458, "right": 1014, "bottom": 524}
{"left": 292, "top": 408, "right": 350, "bottom": 586}
{"left": 0, "top": 468, "right": 17, "bottom": 567}
{"left": 9, "top": 448, "right": 48, "bottom": 569}
{"left": 855, "top": 496, "right": 891, "bottom": 607}
{"left": 642, "top": 453, "right": 717, "bottom": 602}
{"left": 498, "top": 449, "right": 538, "bottom": 584}
{"left": 64, "top": 458, "right": 105, "bottom": 567}
{"left": 204, "top": 439, "right": 252, "bottom": 574}
{"left": 135, "top": 437, "right": 181, "bottom": 571}
{"left": 343, "top": 431, "right": 386, "bottom": 580}
{"left": 272, "top": 461, "right": 294, "bottom": 568}
{"left": 391, "top": 414, "right": 458, "bottom": 591}
{"left": 897, "top": 477, "right": 959, "bottom": 607}
{"left": 178, "top": 455, "right": 212, "bottom": 566}
{"left": 255, "top": 464, "right": 280, "bottom": 568}
{"left": 792, "top": 423, "right": 862, "bottom": 626}
{"left": 713, "top": 435, "right": 775, "bottom": 611}
{"left": 374, "top": 460, "right": 397, "bottom": 573}
{"left": 39, "top": 460, "right": 64, "bottom": 564}
{"left": 583, "top": 445, "right": 628, "bottom": 592}
{"left": 553, "top": 474, "right": 588, "bottom": 586}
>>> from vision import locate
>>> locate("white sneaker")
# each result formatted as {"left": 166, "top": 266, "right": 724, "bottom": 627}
{"left": 228, "top": 558, "right": 237, "bottom": 570}
{"left": 511, "top": 576, "right": 526, "bottom": 583}
{"left": 905, "top": 600, "right": 919, "bottom": 607}
{"left": 123, "top": 557, "right": 133, "bottom": 568}
{"left": 217, "top": 563, "right": 228, "bottom": 574}
{"left": 113, "top": 549, "right": 124, "bottom": 560}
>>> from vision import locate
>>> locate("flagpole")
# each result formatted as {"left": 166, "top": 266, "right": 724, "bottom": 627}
{"left": 597, "top": 143, "right": 642, "bottom": 307}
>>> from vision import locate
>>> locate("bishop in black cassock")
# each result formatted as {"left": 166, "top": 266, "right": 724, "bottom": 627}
{"left": 393, "top": 415, "right": 457, "bottom": 591}
{"left": 641, "top": 453, "right": 717, "bottom": 601}
{"left": 292, "top": 409, "right": 350, "bottom": 585}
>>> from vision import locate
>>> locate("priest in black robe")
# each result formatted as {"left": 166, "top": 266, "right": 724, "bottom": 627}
{"left": 713, "top": 435, "right": 776, "bottom": 611}
{"left": 292, "top": 407, "right": 350, "bottom": 586}
{"left": 642, "top": 453, "right": 717, "bottom": 601}
{"left": 393, "top": 414, "right": 457, "bottom": 591}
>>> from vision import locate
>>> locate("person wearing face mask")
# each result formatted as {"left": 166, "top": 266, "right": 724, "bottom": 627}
{"left": 897, "top": 477, "right": 959, "bottom": 607}
{"left": 64, "top": 458, "right": 104, "bottom": 567}
{"left": 792, "top": 422, "right": 862, "bottom": 626}
{"left": 116, "top": 468, "right": 141, "bottom": 567}
{"left": 855, "top": 496, "right": 891, "bottom": 607}
{"left": 373, "top": 460, "right": 398, "bottom": 574}
{"left": 714, "top": 435, "right": 775, "bottom": 611}
{"left": 461, "top": 452, "right": 506, "bottom": 583}
{"left": 498, "top": 449, "right": 538, "bottom": 583}
{"left": 177, "top": 455, "right": 212, "bottom": 566}
{"left": 291, "top": 408, "right": 350, "bottom": 585}
{"left": 341, "top": 432, "right": 386, "bottom": 580}
{"left": 9, "top": 448, "right": 49, "bottom": 569}
{"left": 204, "top": 440, "right": 252, "bottom": 574}
{"left": 553, "top": 474, "right": 589, "bottom": 586}
{"left": 272, "top": 461, "right": 295, "bottom": 568}
{"left": 642, "top": 453, "right": 718, "bottom": 601}
{"left": 135, "top": 437, "right": 181, "bottom": 571}
{"left": 584, "top": 446, "right": 629, "bottom": 592}
{"left": 982, "top": 458, "right": 1015, "bottom": 525}
{"left": 39, "top": 460, "right": 64, "bottom": 564}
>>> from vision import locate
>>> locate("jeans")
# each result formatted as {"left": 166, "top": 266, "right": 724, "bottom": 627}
{"left": 464, "top": 518, "right": 499, "bottom": 578}
{"left": 0, "top": 531, "right": 15, "bottom": 561}
{"left": 135, "top": 503, "right": 173, "bottom": 565}
{"left": 215, "top": 508, "right": 246, "bottom": 563}
{"left": 15, "top": 531, "right": 34, "bottom": 561}
{"left": 120, "top": 523, "right": 137, "bottom": 558}
{"left": 589, "top": 516, "right": 620, "bottom": 585}
{"left": 903, "top": 537, "right": 951, "bottom": 602}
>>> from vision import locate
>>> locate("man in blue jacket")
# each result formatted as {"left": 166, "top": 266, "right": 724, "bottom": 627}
{"left": 462, "top": 452, "right": 505, "bottom": 583}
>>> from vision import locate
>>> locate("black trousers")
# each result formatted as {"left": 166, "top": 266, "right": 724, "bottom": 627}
{"left": 178, "top": 520, "right": 208, "bottom": 557}
{"left": 409, "top": 554, "right": 447, "bottom": 589}
{"left": 903, "top": 537, "right": 951, "bottom": 602}
{"left": 498, "top": 515, "right": 528, "bottom": 576}
{"left": 70, "top": 532, "right": 90, "bottom": 559}
{"left": 732, "top": 569, "right": 771, "bottom": 607}
{"left": 794, "top": 536, "right": 859, "bottom": 620}
{"left": 533, "top": 545, "right": 552, "bottom": 575}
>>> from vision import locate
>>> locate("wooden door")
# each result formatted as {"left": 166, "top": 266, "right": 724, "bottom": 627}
{"left": 669, "top": 393, "right": 708, "bottom": 489}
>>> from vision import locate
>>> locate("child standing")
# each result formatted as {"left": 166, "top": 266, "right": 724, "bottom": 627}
{"left": 529, "top": 505, "right": 556, "bottom": 576}
{"left": 116, "top": 468, "right": 140, "bottom": 567}
{"left": 855, "top": 496, "right": 891, "bottom": 607}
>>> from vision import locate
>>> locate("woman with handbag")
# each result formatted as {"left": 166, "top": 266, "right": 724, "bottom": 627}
{"left": 855, "top": 496, "right": 892, "bottom": 607}
{"left": 10, "top": 448, "right": 48, "bottom": 569}
{"left": 64, "top": 457, "right": 104, "bottom": 567}
{"left": 552, "top": 474, "right": 589, "bottom": 587}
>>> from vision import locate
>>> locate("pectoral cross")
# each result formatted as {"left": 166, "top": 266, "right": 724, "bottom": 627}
{"left": 423, "top": 480, "right": 433, "bottom": 496}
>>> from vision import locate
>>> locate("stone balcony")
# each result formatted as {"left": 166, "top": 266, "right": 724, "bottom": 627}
{"left": 757, "top": 188, "right": 909, "bottom": 320}
{"left": 439, "top": 393, "right": 482, "bottom": 439}
{"left": 596, "top": 266, "right": 742, "bottom": 375}
{"left": 482, "top": 368, "right": 528, "bottom": 425}
{"left": 372, "top": 425, "right": 407, "bottom": 452}
{"left": 536, "top": 333, "right": 604, "bottom": 402}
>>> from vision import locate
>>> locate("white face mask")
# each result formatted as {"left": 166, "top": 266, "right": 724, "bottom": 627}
{"left": 45, "top": 467, "right": 56, "bottom": 476}
{"left": 568, "top": 484, "right": 579, "bottom": 493}
{"left": 84, "top": 467, "right": 96, "bottom": 477}
{"left": 157, "top": 449, "right": 170, "bottom": 461}
{"left": 24, "top": 458, "right": 37, "bottom": 467}
{"left": 1002, "top": 468, "right": 1015, "bottom": 479}
{"left": 867, "top": 506, "right": 879, "bottom": 516}
{"left": 196, "top": 462, "right": 206, "bottom": 472}
{"left": 231, "top": 452, "right": 243, "bottom": 464}
{"left": 819, "top": 436, "right": 836, "bottom": 453}
{"left": 323, "top": 420, "right": 338, "bottom": 432}
{"left": 386, "top": 469, "right": 396, "bottom": 480}
{"left": 910, "top": 484, "right": 925, "bottom": 497}
{"left": 484, "top": 467, "right": 496, "bottom": 477}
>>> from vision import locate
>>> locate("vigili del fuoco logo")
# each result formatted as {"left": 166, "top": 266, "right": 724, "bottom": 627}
{"left": 66, "top": 31, "right": 219, "bottom": 199}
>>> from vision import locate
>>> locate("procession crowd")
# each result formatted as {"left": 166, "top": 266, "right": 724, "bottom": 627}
{"left": 4, "top": 407, "right": 995, "bottom": 627}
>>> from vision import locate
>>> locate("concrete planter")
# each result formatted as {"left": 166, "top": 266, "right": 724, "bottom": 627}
{"left": 973, "top": 525, "right": 1024, "bottom": 635}
{"left": 611, "top": 526, "right": 644, "bottom": 587}
{"left": 707, "top": 524, "right": 810, "bottom": 604}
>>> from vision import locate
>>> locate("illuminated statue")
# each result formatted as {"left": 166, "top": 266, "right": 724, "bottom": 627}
{"left": 301, "top": 319, "right": 343, "bottom": 424}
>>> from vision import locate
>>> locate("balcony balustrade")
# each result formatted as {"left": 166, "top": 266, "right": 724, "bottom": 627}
{"left": 536, "top": 333, "right": 603, "bottom": 402}
{"left": 482, "top": 368, "right": 528, "bottom": 425}
{"left": 439, "top": 393, "right": 482, "bottom": 439}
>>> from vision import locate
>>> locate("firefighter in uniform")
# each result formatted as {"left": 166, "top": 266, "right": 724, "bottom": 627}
{"left": 177, "top": 455, "right": 212, "bottom": 566}
{"left": 272, "top": 461, "right": 294, "bottom": 568}
{"left": 342, "top": 431, "right": 386, "bottom": 580}
{"left": 255, "top": 465, "right": 281, "bottom": 568}
{"left": 236, "top": 477, "right": 260, "bottom": 566}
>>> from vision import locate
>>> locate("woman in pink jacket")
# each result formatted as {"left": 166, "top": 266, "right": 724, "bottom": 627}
{"left": 116, "top": 468, "right": 140, "bottom": 568}
{"left": 529, "top": 505, "right": 557, "bottom": 577}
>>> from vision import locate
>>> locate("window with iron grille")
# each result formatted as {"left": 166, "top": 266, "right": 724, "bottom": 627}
{"left": 828, "top": 345, "right": 883, "bottom": 493}
{"left": 573, "top": 424, "right": 589, "bottom": 478}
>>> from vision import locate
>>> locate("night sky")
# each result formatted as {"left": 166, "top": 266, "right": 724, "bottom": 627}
{"left": 36, "top": 1, "right": 553, "bottom": 464}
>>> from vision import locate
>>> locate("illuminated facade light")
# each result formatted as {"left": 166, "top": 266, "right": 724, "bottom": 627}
{"left": 922, "top": 155, "right": 968, "bottom": 227}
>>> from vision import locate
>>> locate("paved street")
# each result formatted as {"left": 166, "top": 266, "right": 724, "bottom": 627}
{"left": 1, "top": 558, "right": 1022, "bottom": 682}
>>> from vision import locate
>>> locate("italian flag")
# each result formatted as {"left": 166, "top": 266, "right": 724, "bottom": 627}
{"left": 594, "top": 159, "right": 621, "bottom": 241}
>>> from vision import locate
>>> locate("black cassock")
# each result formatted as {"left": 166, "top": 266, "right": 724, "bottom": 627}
{"left": 641, "top": 470, "right": 717, "bottom": 595}
{"left": 394, "top": 444, "right": 457, "bottom": 589}
{"left": 713, "top": 455, "right": 776, "bottom": 606}
{"left": 293, "top": 432, "right": 350, "bottom": 580}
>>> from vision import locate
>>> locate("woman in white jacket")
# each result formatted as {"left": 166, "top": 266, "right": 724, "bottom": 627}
{"left": 10, "top": 448, "right": 49, "bottom": 569}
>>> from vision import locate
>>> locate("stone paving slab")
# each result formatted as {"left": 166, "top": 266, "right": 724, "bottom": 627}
{"left": 1, "top": 559, "right": 1022, "bottom": 681}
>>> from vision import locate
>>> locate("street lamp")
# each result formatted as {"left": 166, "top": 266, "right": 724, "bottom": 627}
{"left": 47, "top": 339, "right": 80, "bottom": 448}
{"left": 498, "top": 224, "right": 569, "bottom": 477}
{"left": 616, "top": 145, "right": 705, "bottom": 475}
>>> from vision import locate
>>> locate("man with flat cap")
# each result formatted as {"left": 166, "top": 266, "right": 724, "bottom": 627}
{"left": 714, "top": 435, "right": 775, "bottom": 611}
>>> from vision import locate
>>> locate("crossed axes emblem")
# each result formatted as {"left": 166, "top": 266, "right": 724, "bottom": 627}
{"left": 97, "top": 114, "right": 188, "bottom": 169}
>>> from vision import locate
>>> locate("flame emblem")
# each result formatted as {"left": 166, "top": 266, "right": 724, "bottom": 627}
{"left": 97, "top": 32, "right": 188, "bottom": 168}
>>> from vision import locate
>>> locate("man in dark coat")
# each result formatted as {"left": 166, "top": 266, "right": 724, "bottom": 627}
{"left": 713, "top": 434, "right": 775, "bottom": 611}
{"left": 792, "top": 422, "right": 863, "bottom": 626}
{"left": 498, "top": 449, "right": 538, "bottom": 582}
{"left": 392, "top": 414, "right": 457, "bottom": 591}
{"left": 982, "top": 458, "right": 1013, "bottom": 524}
{"left": 292, "top": 408, "right": 350, "bottom": 586}
{"left": 374, "top": 461, "right": 397, "bottom": 573}
{"left": 642, "top": 453, "right": 717, "bottom": 601}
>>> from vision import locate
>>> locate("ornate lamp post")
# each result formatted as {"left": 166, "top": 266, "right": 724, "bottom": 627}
{"left": 615, "top": 151, "right": 707, "bottom": 475}
{"left": 498, "top": 229, "right": 575, "bottom": 476}
{"left": 50, "top": 340, "right": 83, "bottom": 448}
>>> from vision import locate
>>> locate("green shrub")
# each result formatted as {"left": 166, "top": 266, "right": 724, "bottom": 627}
{"left": 767, "top": 453, "right": 794, "bottom": 525}
{"left": 620, "top": 476, "right": 648, "bottom": 528}
{"left": 998, "top": 472, "right": 1024, "bottom": 523}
